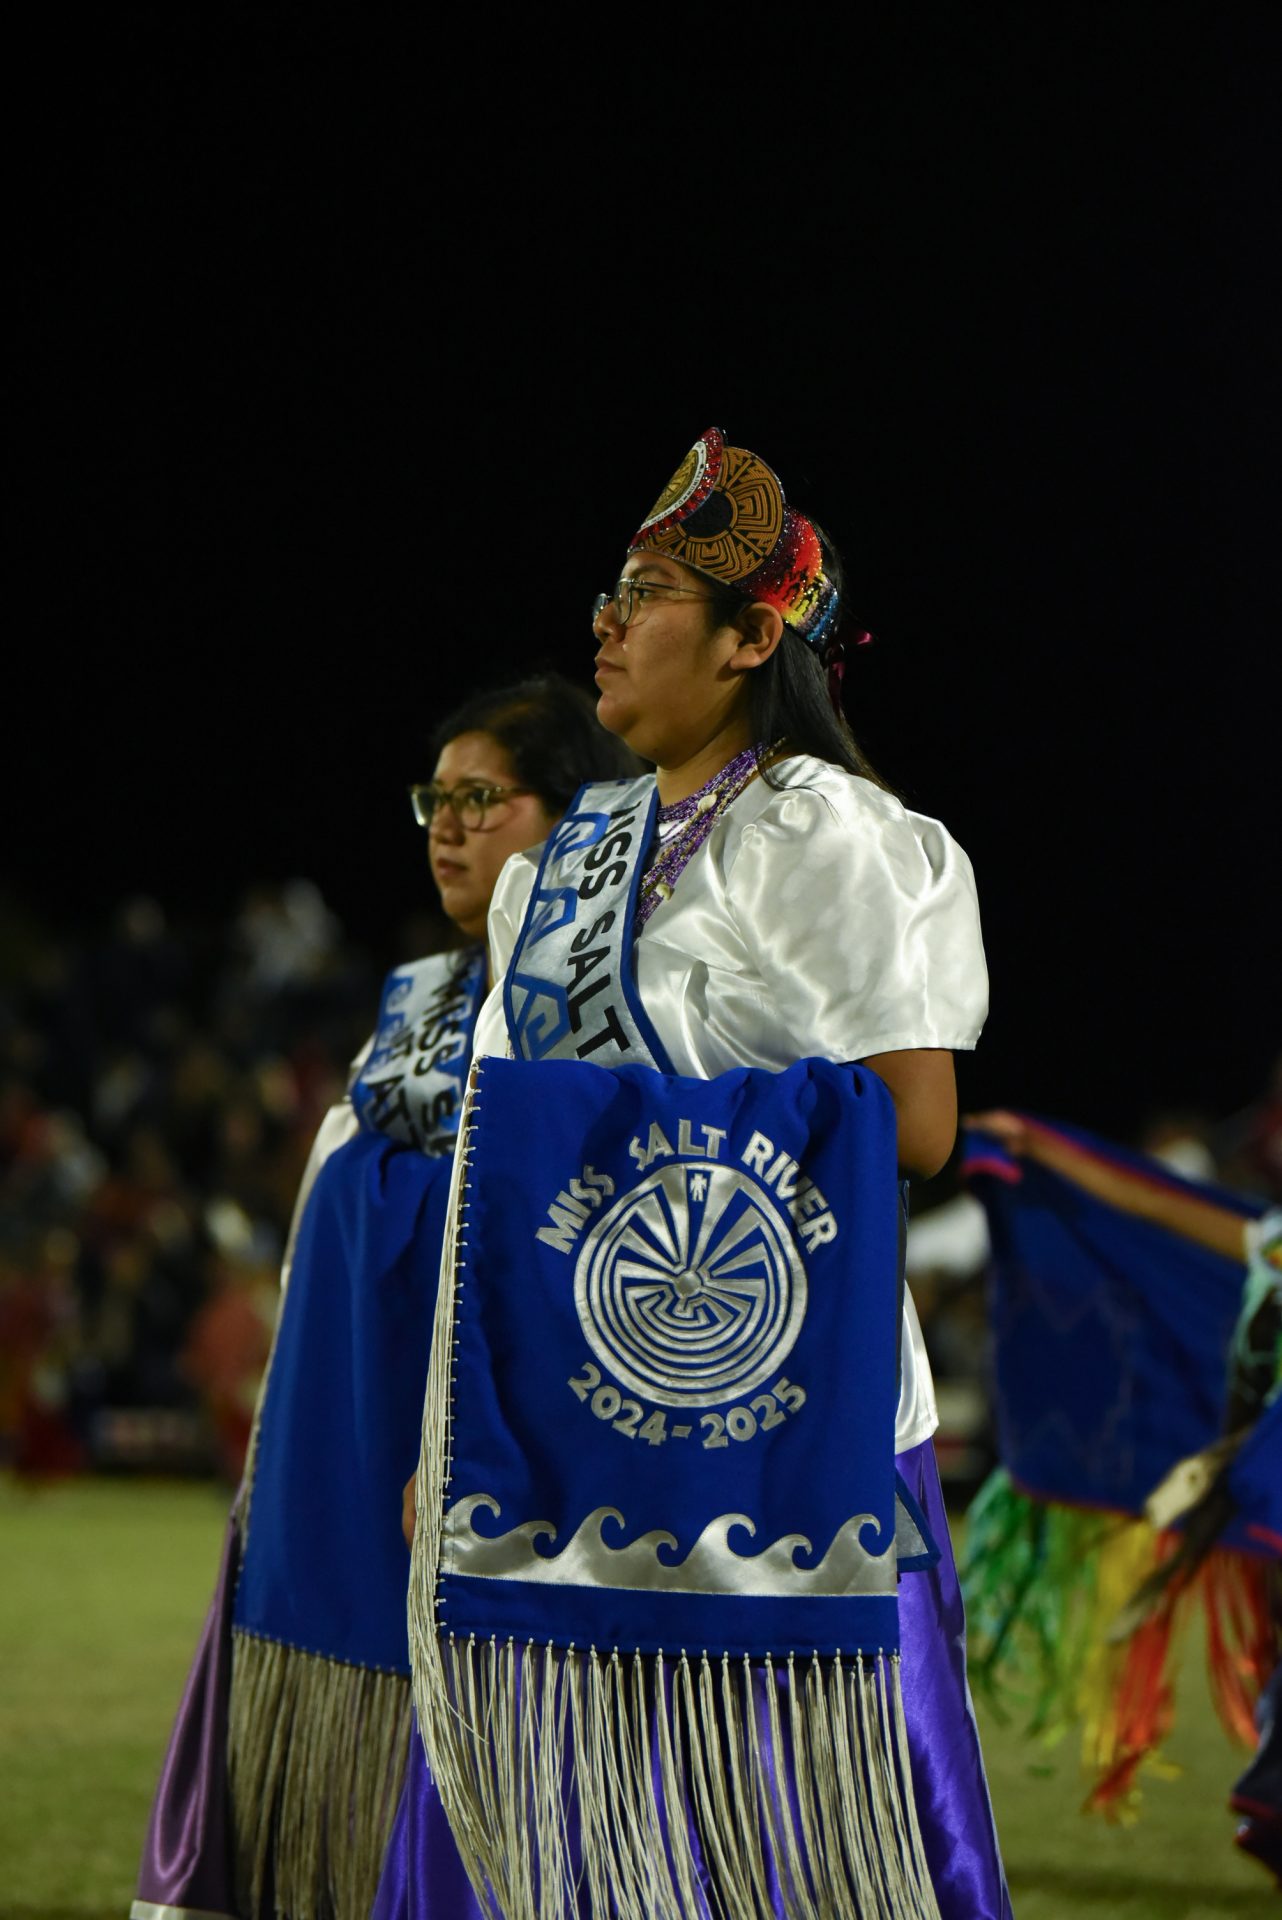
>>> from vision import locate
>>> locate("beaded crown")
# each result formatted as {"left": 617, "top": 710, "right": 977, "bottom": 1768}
{"left": 629, "top": 427, "right": 839, "bottom": 652}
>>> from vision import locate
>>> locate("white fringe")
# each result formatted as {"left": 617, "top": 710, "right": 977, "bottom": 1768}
{"left": 227, "top": 1630, "right": 411, "bottom": 1920}
{"left": 408, "top": 1065, "right": 943, "bottom": 1920}
{"left": 412, "top": 1633, "right": 940, "bottom": 1920}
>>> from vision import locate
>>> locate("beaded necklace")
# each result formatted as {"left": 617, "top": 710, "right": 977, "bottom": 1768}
{"left": 635, "top": 740, "right": 782, "bottom": 930}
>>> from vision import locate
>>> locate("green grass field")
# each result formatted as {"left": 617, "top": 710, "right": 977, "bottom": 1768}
{"left": 0, "top": 1477, "right": 1272, "bottom": 1918}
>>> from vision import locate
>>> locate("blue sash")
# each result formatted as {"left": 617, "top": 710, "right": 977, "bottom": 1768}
{"left": 234, "top": 949, "right": 484, "bottom": 1675}
{"left": 352, "top": 946, "right": 486, "bottom": 1152}
{"left": 503, "top": 775, "right": 674, "bottom": 1069}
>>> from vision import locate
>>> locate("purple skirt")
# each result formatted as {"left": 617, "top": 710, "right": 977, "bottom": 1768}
{"left": 132, "top": 1517, "right": 239, "bottom": 1919}
{"left": 373, "top": 1438, "right": 1013, "bottom": 1920}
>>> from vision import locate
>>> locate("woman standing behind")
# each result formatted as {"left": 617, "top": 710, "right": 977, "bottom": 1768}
{"left": 397, "top": 431, "right": 1011, "bottom": 1918}
{"left": 132, "top": 674, "right": 638, "bottom": 1920}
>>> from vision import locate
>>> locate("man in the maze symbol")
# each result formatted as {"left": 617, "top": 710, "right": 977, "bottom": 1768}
{"left": 574, "top": 1159, "right": 808, "bottom": 1410}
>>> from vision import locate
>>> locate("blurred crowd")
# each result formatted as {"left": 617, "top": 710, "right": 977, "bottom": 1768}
{"left": 0, "top": 886, "right": 378, "bottom": 1481}
{"left": 3, "top": 885, "right": 1280, "bottom": 1490}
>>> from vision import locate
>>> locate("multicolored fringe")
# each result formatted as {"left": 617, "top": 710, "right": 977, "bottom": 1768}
{"left": 227, "top": 1630, "right": 411, "bottom": 1920}
{"left": 962, "top": 1469, "right": 1278, "bottom": 1820}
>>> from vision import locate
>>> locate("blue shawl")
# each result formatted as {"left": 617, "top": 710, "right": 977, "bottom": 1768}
{"left": 963, "top": 1122, "right": 1262, "bottom": 1517}
{"left": 409, "top": 1054, "right": 941, "bottom": 1919}
{"left": 233, "top": 949, "right": 484, "bottom": 1674}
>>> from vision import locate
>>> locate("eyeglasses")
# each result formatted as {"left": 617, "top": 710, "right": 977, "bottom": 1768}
{"left": 591, "top": 577, "right": 719, "bottom": 629}
{"left": 408, "top": 781, "right": 534, "bottom": 830}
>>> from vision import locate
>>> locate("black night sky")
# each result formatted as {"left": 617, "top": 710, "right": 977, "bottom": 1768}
{"left": 12, "top": 12, "right": 1277, "bottom": 1143}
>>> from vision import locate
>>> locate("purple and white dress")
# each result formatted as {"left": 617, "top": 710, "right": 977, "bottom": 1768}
{"left": 375, "top": 756, "right": 1013, "bottom": 1919}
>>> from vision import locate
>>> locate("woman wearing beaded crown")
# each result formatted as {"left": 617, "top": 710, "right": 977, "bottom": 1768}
{"left": 132, "top": 675, "right": 638, "bottom": 1920}
{"left": 392, "top": 431, "right": 1012, "bottom": 1919}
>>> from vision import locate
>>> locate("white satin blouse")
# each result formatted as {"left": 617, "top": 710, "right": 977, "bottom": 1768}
{"left": 473, "top": 755, "right": 990, "bottom": 1450}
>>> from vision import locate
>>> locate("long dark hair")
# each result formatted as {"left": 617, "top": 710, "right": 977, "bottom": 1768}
{"left": 427, "top": 671, "right": 641, "bottom": 811}
{"left": 706, "top": 523, "right": 894, "bottom": 794}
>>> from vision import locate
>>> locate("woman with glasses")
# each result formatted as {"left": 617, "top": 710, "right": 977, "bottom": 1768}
{"left": 133, "top": 674, "right": 637, "bottom": 1920}
{"left": 392, "top": 429, "right": 1011, "bottom": 1918}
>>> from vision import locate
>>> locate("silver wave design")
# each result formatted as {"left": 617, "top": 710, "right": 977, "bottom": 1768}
{"left": 574, "top": 1162, "right": 807, "bottom": 1406}
{"left": 443, "top": 1494, "right": 896, "bottom": 1598}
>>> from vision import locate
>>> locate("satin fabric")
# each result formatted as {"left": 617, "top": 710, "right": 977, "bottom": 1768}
{"left": 382, "top": 757, "right": 1008, "bottom": 1912}
{"left": 486, "top": 756, "right": 986, "bottom": 1082}
{"left": 132, "top": 1518, "right": 238, "bottom": 1920}
{"left": 371, "top": 1730, "right": 487, "bottom": 1920}
{"left": 478, "top": 757, "right": 990, "bottom": 1453}
{"left": 138, "top": 980, "right": 475, "bottom": 1914}
{"left": 132, "top": 1104, "right": 358, "bottom": 1917}
{"left": 374, "top": 1441, "right": 1011, "bottom": 1918}
{"left": 899, "top": 1438, "right": 1014, "bottom": 1919}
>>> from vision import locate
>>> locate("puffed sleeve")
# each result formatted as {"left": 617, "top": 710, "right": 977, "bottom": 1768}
{"left": 485, "top": 845, "right": 541, "bottom": 980}
{"left": 726, "top": 776, "right": 988, "bottom": 1061}
{"left": 465, "top": 849, "right": 542, "bottom": 1063}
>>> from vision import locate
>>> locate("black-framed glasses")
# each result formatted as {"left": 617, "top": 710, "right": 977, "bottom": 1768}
{"left": 591, "top": 577, "right": 719, "bottom": 629}
{"left": 408, "top": 781, "right": 534, "bottom": 830}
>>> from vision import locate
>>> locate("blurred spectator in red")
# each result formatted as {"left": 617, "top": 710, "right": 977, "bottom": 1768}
{"left": 181, "top": 1241, "right": 277, "bottom": 1482}
{"left": 0, "top": 1228, "right": 86, "bottom": 1473}
{"left": 0, "top": 882, "right": 374, "bottom": 1478}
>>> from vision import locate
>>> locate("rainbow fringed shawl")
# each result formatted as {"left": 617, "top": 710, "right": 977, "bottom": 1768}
{"left": 961, "top": 1123, "right": 1278, "bottom": 1818}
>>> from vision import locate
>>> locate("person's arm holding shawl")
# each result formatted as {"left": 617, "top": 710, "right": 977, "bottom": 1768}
{"left": 971, "top": 1110, "right": 1279, "bottom": 1620}
{"left": 968, "top": 1109, "right": 1250, "bottom": 1262}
